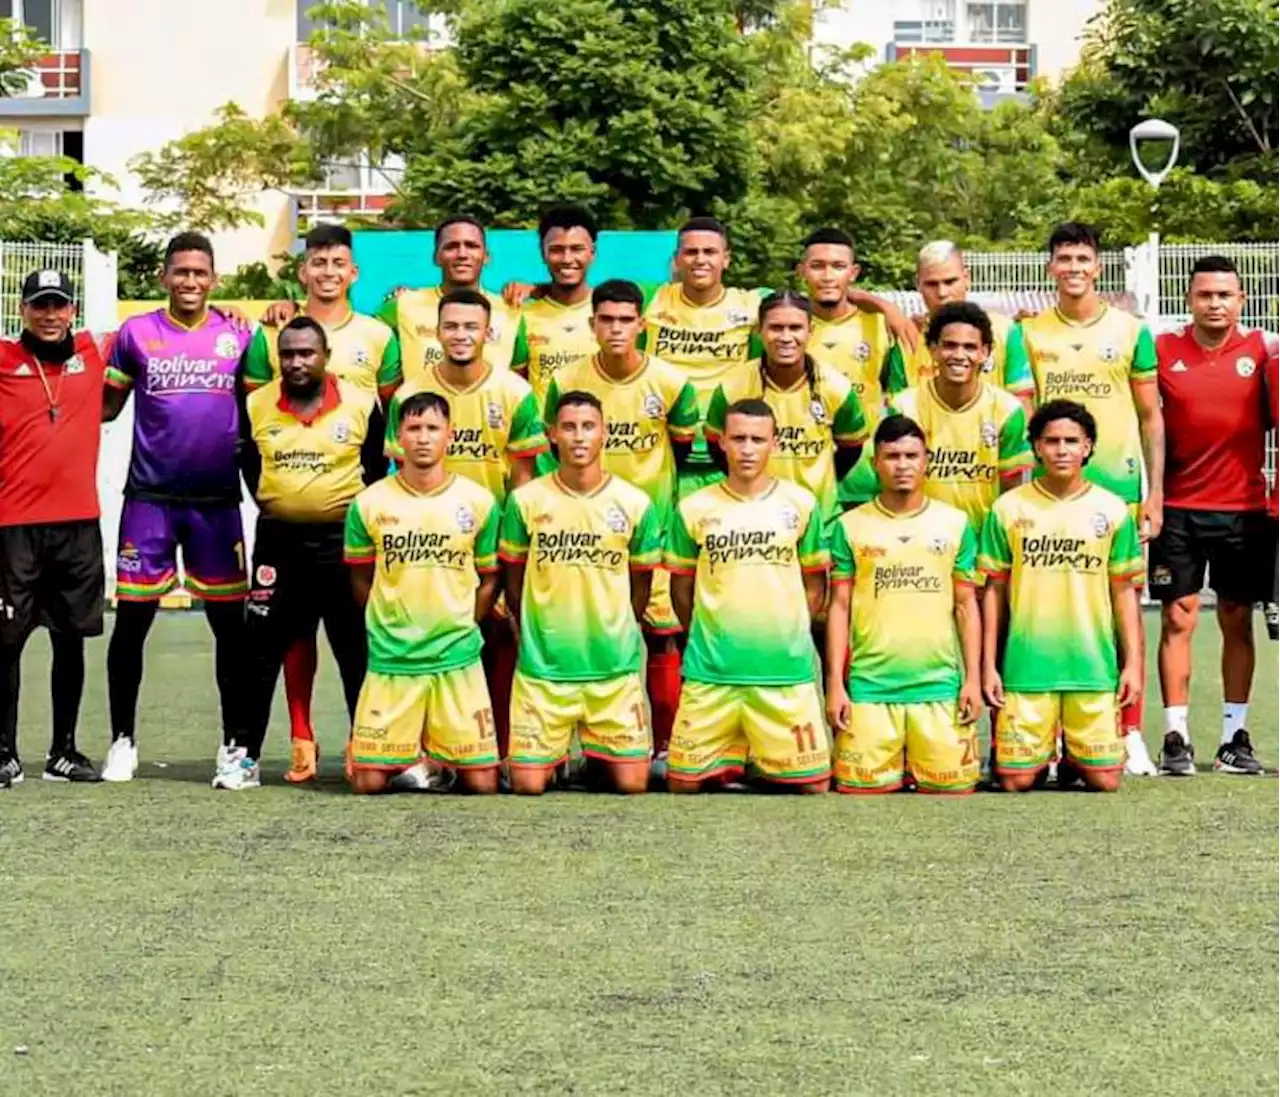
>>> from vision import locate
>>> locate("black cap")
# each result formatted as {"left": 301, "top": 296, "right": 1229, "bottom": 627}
{"left": 21, "top": 269, "right": 73, "bottom": 304}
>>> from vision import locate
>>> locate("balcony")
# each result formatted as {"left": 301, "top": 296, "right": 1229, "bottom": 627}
{"left": 294, "top": 191, "right": 394, "bottom": 232}
{"left": 0, "top": 48, "right": 89, "bottom": 116}
{"left": 889, "top": 43, "right": 1035, "bottom": 106}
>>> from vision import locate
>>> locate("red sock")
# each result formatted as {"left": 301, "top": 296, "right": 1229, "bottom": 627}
{"left": 1121, "top": 691, "right": 1143, "bottom": 734}
{"left": 646, "top": 649, "right": 682, "bottom": 755}
{"left": 483, "top": 627, "right": 517, "bottom": 758}
{"left": 284, "top": 636, "right": 318, "bottom": 741}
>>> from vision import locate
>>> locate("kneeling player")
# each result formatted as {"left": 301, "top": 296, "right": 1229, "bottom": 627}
{"left": 500, "top": 391, "right": 662, "bottom": 794}
{"left": 344, "top": 392, "right": 502, "bottom": 794}
{"left": 980, "top": 400, "right": 1144, "bottom": 793}
{"left": 666, "top": 399, "right": 831, "bottom": 793}
{"left": 825, "top": 416, "right": 982, "bottom": 794}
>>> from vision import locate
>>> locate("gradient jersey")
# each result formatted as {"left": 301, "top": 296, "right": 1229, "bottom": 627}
{"left": 1017, "top": 307, "right": 1156, "bottom": 502}
{"left": 809, "top": 308, "right": 904, "bottom": 422}
{"left": 500, "top": 473, "right": 661, "bottom": 681}
{"left": 544, "top": 355, "right": 699, "bottom": 526}
{"left": 385, "top": 366, "right": 547, "bottom": 506}
{"left": 666, "top": 479, "right": 827, "bottom": 685}
{"left": 839, "top": 381, "right": 1032, "bottom": 531}
{"left": 910, "top": 310, "right": 1030, "bottom": 396}
{"left": 107, "top": 309, "right": 251, "bottom": 502}
{"left": 242, "top": 309, "right": 402, "bottom": 401}
{"left": 704, "top": 361, "right": 868, "bottom": 518}
{"left": 377, "top": 287, "right": 520, "bottom": 385}
{"left": 979, "top": 481, "right": 1143, "bottom": 692}
{"left": 831, "top": 497, "right": 976, "bottom": 703}
{"left": 513, "top": 295, "right": 595, "bottom": 404}
{"left": 344, "top": 473, "right": 500, "bottom": 675}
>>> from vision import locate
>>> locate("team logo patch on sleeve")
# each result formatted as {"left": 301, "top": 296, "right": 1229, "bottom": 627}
{"left": 215, "top": 333, "right": 241, "bottom": 359}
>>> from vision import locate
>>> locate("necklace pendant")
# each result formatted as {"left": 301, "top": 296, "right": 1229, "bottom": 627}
{"left": 49, "top": 406, "right": 60, "bottom": 422}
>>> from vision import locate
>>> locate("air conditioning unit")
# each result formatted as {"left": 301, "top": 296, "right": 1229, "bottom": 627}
{"left": 11, "top": 69, "right": 46, "bottom": 99}
{"left": 971, "top": 65, "right": 1019, "bottom": 96}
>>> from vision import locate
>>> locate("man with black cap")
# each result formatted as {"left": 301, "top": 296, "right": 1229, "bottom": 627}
{"left": 0, "top": 269, "right": 109, "bottom": 786}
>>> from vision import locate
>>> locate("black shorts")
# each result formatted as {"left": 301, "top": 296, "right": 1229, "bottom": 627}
{"left": 1148, "top": 507, "right": 1271, "bottom": 605}
{"left": 245, "top": 518, "right": 353, "bottom": 644}
{"left": 0, "top": 520, "right": 105, "bottom": 646}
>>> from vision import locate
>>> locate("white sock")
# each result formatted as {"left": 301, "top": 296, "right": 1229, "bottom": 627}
{"left": 1222, "top": 702, "right": 1249, "bottom": 743}
{"left": 1164, "top": 705, "right": 1189, "bottom": 742}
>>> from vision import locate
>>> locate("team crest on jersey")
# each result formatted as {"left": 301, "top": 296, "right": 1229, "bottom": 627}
{"left": 1090, "top": 512, "right": 1111, "bottom": 538}
{"left": 374, "top": 512, "right": 400, "bottom": 527}
{"left": 353, "top": 348, "right": 370, "bottom": 367}
{"left": 1014, "top": 517, "right": 1036, "bottom": 532}
{"left": 778, "top": 503, "right": 800, "bottom": 531}
{"left": 727, "top": 309, "right": 751, "bottom": 327}
{"left": 604, "top": 505, "right": 629, "bottom": 534}
{"left": 980, "top": 420, "right": 998, "bottom": 447}
{"left": 486, "top": 401, "right": 505, "bottom": 428}
{"left": 928, "top": 536, "right": 950, "bottom": 555}
{"left": 331, "top": 420, "right": 351, "bottom": 444}
{"left": 215, "top": 333, "right": 241, "bottom": 359}
{"left": 853, "top": 341, "right": 871, "bottom": 362}
{"left": 809, "top": 399, "right": 828, "bottom": 424}
{"left": 455, "top": 506, "right": 476, "bottom": 534}
{"left": 64, "top": 356, "right": 85, "bottom": 375}
{"left": 1099, "top": 344, "right": 1119, "bottom": 363}
{"left": 256, "top": 565, "right": 277, "bottom": 587}
{"left": 1236, "top": 356, "right": 1257, "bottom": 377}
{"left": 415, "top": 324, "right": 435, "bottom": 338}
{"left": 486, "top": 323, "right": 501, "bottom": 345}
{"left": 642, "top": 393, "right": 665, "bottom": 420}
{"left": 981, "top": 353, "right": 995, "bottom": 373}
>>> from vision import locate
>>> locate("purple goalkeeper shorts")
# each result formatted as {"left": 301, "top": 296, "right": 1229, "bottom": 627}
{"left": 116, "top": 499, "right": 247, "bottom": 601}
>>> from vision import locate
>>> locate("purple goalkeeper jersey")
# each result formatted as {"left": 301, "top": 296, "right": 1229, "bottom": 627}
{"left": 108, "top": 309, "right": 252, "bottom": 502}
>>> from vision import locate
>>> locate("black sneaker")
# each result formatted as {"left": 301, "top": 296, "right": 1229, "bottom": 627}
{"left": 1214, "top": 730, "right": 1265, "bottom": 775}
{"left": 1158, "top": 732, "right": 1196, "bottom": 777}
{"left": 0, "top": 755, "right": 23, "bottom": 788}
{"left": 43, "top": 750, "right": 102, "bottom": 783}
{"left": 1265, "top": 601, "right": 1278, "bottom": 642}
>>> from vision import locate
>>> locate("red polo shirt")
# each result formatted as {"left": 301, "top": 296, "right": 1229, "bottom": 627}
{"left": 0, "top": 332, "right": 106, "bottom": 527}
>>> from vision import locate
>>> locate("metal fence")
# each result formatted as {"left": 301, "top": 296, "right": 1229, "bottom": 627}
{"left": 0, "top": 238, "right": 117, "bottom": 334}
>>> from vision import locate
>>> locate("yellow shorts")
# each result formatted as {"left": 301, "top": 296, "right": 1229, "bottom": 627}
{"left": 509, "top": 670, "right": 651, "bottom": 769}
{"left": 643, "top": 567, "right": 681, "bottom": 635}
{"left": 836, "top": 700, "right": 979, "bottom": 795}
{"left": 995, "top": 690, "right": 1123, "bottom": 774}
{"left": 668, "top": 680, "right": 831, "bottom": 783}
{"left": 349, "top": 663, "right": 498, "bottom": 771}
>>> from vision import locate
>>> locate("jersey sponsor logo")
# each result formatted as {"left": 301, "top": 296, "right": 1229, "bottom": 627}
{"left": 605, "top": 419, "right": 659, "bottom": 454}
{"left": 1236, "top": 356, "right": 1257, "bottom": 377}
{"left": 256, "top": 564, "right": 277, "bottom": 587}
{"left": 1150, "top": 564, "right": 1173, "bottom": 587}
{"left": 116, "top": 541, "right": 143, "bottom": 574}
{"left": 331, "top": 420, "right": 351, "bottom": 444}
{"left": 652, "top": 326, "right": 750, "bottom": 362}
{"left": 215, "top": 333, "right": 241, "bottom": 359}
{"left": 1041, "top": 369, "right": 1113, "bottom": 399}
{"left": 381, "top": 529, "right": 468, "bottom": 568}
{"left": 455, "top": 506, "right": 476, "bottom": 533}
{"left": 776, "top": 425, "right": 826, "bottom": 458}
{"left": 373, "top": 511, "right": 401, "bottom": 527}
{"left": 704, "top": 528, "right": 794, "bottom": 569}
{"left": 1021, "top": 534, "right": 1102, "bottom": 571}
{"left": 449, "top": 428, "right": 500, "bottom": 462}
{"left": 145, "top": 352, "right": 236, "bottom": 394}
{"left": 536, "top": 349, "right": 587, "bottom": 372}
{"left": 271, "top": 448, "right": 331, "bottom": 474}
{"left": 532, "top": 529, "right": 624, "bottom": 568}
{"left": 929, "top": 448, "right": 995, "bottom": 482}
{"left": 873, "top": 562, "right": 943, "bottom": 597}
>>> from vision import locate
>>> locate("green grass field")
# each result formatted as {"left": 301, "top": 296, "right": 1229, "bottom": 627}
{"left": 0, "top": 612, "right": 1275, "bottom": 1096}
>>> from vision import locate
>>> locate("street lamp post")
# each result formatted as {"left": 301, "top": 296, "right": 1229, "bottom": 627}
{"left": 1128, "top": 118, "right": 1181, "bottom": 324}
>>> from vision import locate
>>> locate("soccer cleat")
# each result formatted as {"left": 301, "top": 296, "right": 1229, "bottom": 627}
{"left": 211, "top": 744, "right": 261, "bottom": 790}
{"left": 1122, "top": 730, "right": 1158, "bottom": 777}
{"left": 0, "top": 755, "right": 23, "bottom": 789}
{"left": 283, "top": 738, "right": 318, "bottom": 784}
{"left": 1214, "top": 730, "right": 1265, "bottom": 775}
{"left": 1158, "top": 731, "right": 1196, "bottom": 777}
{"left": 101, "top": 736, "right": 139, "bottom": 783}
{"left": 43, "top": 750, "right": 102, "bottom": 783}
{"left": 389, "top": 759, "right": 456, "bottom": 793}
{"left": 1265, "top": 601, "right": 1278, "bottom": 642}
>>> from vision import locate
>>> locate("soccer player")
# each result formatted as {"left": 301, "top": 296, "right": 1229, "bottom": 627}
{"left": 243, "top": 223, "right": 403, "bottom": 781}
{"left": 979, "top": 400, "right": 1144, "bottom": 793}
{"left": 838, "top": 301, "right": 1032, "bottom": 532}
{"left": 344, "top": 391, "right": 503, "bottom": 794}
{"left": 500, "top": 391, "right": 662, "bottom": 794}
{"left": 0, "top": 270, "right": 109, "bottom": 786}
{"left": 385, "top": 290, "right": 548, "bottom": 758}
{"left": 377, "top": 215, "right": 521, "bottom": 382}
{"left": 705, "top": 290, "right": 868, "bottom": 520}
{"left": 796, "top": 227, "right": 907, "bottom": 423}
{"left": 665, "top": 398, "right": 831, "bottom": 793}
{"left": 825, "top": 415, "right": 982, "bottom": 794}
{"left": 1015, "top": 222, "right": 1165, "bottom": 774}
{"left": 101, "top": 233, "right": 254, "bottom": 782}
{"left": 543, "top": 280, "right": 699, "bottom": 757}
{"left": 511, "top": 205, "right": 599, "bottom": 404}
{"left": 1150, "top": 256, "right": 1273, "bottom": 777}
{"left": 224, "top": 317, "right": 388, "bottom": 790}
{"left": 911, "top": 241, "right": 1034, "bottom": 407}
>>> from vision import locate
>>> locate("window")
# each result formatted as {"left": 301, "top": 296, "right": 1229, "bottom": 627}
{"left": 964, "top": 1, "right": 1026, "bottom": 44}
{"left": 1, "top": 0, "right": 60, "bottom": 44}
{"left": 299, "top": 0, "right": 441, "bottom": 41}
{"left": 19, "top": 128, "right": 61, "bottom": 157}
{"left": 893, "top": 0, "right": 957, "bottom": 43}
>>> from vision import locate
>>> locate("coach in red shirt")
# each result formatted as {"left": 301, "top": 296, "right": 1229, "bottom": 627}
{"left": 1150, "top": 255, "right": 1272, "bottom": 779}
{"left": 0, "top": 270, "right": 108, "bottom": 787}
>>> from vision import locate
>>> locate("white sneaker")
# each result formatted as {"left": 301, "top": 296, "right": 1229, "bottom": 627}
{"left": 101, "top": 737, "right": 139, "bottom": 783}
{"left": 211, "top": 744, "right": 261, "bottom": 790}
{"left": 388, "top": 759, "right": 456, "bottom": 792}
{"left": 1123, "top": 730, "right": 1158, "bottom": 776}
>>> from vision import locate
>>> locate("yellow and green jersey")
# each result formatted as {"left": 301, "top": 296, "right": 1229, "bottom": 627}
{"left": 1017, "top": 306, "right": 1156, "bottom": 503}
{"left": 909, "top": 310, "right": 1030, "bottom": 397}
{"left": 376, "top": 287, "right": 521, "bottom": 386}
{"left": 242, "top": 309, "right": 402, "bottom": 402}
{"left": 641, "top": 282, "right": 768, "bottom": 466}
{"left": 512, "top": 295, "right": 596, "bottom": 405}
{"left": 704, "top": 361, "right": 869, "bottom": 519}
{"left": 499, "top": 473, "right": 661, "bottom": 681}
{"left": 343, "top": 473, "right": 500, "bottom": 676}
{"left": 543, "top": 355, "right": 699, "bottom": 526}
{"left": 384, "top": 365, "right": 547, "bottom": 506}
{"left": 830, "top": 497, "right": 976, "bottom": 703}
{"left": 978, "top": 481, "right": 1143, "bottom": 693}
{"left": 666, "top": 478, "right": 827, "bottom": 686}
{"left": 838, "top": 379, "right": 1032, "bottom": 531}
{"left": 809, "top": 308, "right": 906, "bottom": 423}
